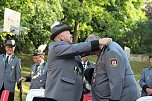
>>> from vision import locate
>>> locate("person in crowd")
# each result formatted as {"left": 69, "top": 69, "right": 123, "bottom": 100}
{"left": 19, "top": 44, "right": 48, "bottom": 89}
{"left": 139, "top": 55, "right": 152, "bottom": 96}
{"left": 81, "top": 55, "right": 95, "bottom": 94}
{"left": 0, "top": 40, "right": 21, "bottom": 101}
{"left": 84, "top": 34, "right": 140, "bottom": 101}
{"left": 44, "top": 22, "right": 112, "bottom": 101}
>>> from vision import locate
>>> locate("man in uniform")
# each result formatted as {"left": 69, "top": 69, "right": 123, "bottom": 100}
{"left": 85, "top": 35, "right": 140, "bottom": 101}
{"left": 0, "top": 40, "right": 21, "bottom": 101}
{"left": 19, "top": 45, "right": 48, "bottom": 101}
{"left": 139, "top": 55, "right": 152, "bottom": 96}
{"left": 81, "top": 55, "right": 95, "bottom": 94}
{"left": 19, "top": 47, "right": 48, "bottom": 89}
{"left": 81, "top": 55, "right": 95, "bottom": 70}
{"left": 45, "top": 23, "right": 112, "bottom": 101}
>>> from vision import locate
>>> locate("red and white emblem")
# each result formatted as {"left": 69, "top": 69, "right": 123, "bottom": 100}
{"left": 110, "top": 58, "right": 118, "bottom": 67}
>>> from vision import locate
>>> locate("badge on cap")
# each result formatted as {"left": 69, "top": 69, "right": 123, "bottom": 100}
{"left": 110, "top": 58, "right": 118, "bottom": 67}
{"left": 11, "top": 40, "right": 15, "bottom": 45}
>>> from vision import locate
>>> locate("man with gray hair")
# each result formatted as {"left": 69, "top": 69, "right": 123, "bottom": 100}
{"left": 44, "top": 23, "right": 112, "bottom": 101}
{"left": 85, "top": 34, "right": 140, "bottom": 101}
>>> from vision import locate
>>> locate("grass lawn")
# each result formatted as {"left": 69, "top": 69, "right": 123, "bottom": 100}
{"left": 14, "top": 54, "right": 149, "bottom": 101}
{"left": 130, "top": 61, "right": 149, "bottom": 80}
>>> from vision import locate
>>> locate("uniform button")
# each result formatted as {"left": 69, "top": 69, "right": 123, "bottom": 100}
{"left": 40, "top": 80, "right": 42, "bottom": 82}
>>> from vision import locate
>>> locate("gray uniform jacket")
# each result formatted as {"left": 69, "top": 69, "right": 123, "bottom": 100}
{"left": 139, "top": 67, "right": 152, "bottom": 96}
{"left": 45, "top": 41, "right": 98, "bottom": 101}
{"left": 0, "top": 54, "right": 21, "bottom": 92}
{"left": 91, "top": 42, "right": 140, "bottom": 101}
{"left": 26, "top": 62, "right": 48, "bottom": 89}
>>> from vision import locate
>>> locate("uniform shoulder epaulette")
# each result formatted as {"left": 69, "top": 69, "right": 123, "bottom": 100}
{"left": 43, "top": 61, "right": 47, "bottom": 66}
{"left": 1, "top": 54, "right": 5, "bottom": 57}
{"left": 144, "top": 67, "right": 151, "bottom": 70}
{"left": 144, "top": 67, "right": 149, "bottom": 68}
{"left": 54, "top": 41, "right": 67, "bottom": 47}
{"left": 12, "top": 55, "right": 16, "bottom": 58}
{"left": 105, "top": 46, "right": 110, "bottom": 51}
{"left": 32, "top": 64, "right": 36, "bottom": 67}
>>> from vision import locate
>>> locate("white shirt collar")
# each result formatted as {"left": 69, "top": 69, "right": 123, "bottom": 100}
{"left": 5, "top": 54, "right": 13, "bottom": 61}
{"left": 82, "top": 61, "right": 88, "bottom": 69}
{"left": 40, "top": 60, "right": 45, "bottom": 65}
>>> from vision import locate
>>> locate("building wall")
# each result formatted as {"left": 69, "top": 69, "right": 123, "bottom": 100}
{"left": 130, "top": 54, "right": 149, "bottom": 62}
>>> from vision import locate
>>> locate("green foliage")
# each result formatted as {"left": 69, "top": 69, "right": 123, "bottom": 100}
{"left": 0, "top": 32, "right": 16, "bottom": 53}
{"left": 87, "top": 0, "right": 150, "bottom": 54}
{"left": 0, "top": 0, "right": 151, "bottom": 54}
{"left": 125, "top": 20, "right": 152, "bottom": 54}
{"left": 62, "top": 0, "right": 148, "bottom": 49}
{"left": 0, "top": 0, "right": 64, "bottom": 53}
{"left": 62, "top": 0, "right": 94, "bottom": 42}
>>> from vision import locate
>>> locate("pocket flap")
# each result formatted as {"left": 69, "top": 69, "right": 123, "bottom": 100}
{"left": 61, "top": 77, "right": 75, "bottom": 84}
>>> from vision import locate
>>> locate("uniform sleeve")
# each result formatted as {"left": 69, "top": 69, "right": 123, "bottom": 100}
{"left": 16, "top": 59, "right": 21, "bottom": 84}
{"left": 52, "top": 41, "right": 99, "bottom": 58}
{"left": 139, "top": 68, "right": 149, "bottom": 91}
{"left": 104, "top": 50, "right": 125, "bottom": 100}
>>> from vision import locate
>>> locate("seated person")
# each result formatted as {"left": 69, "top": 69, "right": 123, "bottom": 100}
{"left": 139, "top": 55, "right": 152, "bottom": 96}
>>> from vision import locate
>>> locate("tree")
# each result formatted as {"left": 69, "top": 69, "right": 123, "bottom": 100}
{"left": 125, "top": 19, "right": 152, "bottom": 54}
{"left": 62, "top": 0, "right": 149, "bottom": 54}
{"left": 0, "top": 0, "right": 64, "bottom": 53}
{"left": 61, "top": 0, "right": 93, "bottom": 43}
{"left": 0, "top": 0, "right": 150, "bottom": 54}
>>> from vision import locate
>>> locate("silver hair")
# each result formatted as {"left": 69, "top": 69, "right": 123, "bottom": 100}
{"left": 85, "top": 34, "right": 101, "bottom": 42}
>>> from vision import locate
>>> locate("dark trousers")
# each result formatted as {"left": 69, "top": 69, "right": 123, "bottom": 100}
{"left": 0, "top": 84, "right": 14, "bottom": 101}
{"left": 80, "top": 93, "right": 83, "bottom": 101}
{"left": 8, "top": 92, "right": 14, "bottom": 101}
{"left": 33, "top": 97, "right": 57, "bottom": 101}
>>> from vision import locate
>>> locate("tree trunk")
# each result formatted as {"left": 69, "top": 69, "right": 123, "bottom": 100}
{"left": 73, "top": 21, "right": 79, "bottom": 43}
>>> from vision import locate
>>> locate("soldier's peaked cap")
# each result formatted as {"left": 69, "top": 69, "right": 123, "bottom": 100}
{"left": 50, "top": 24, "right": 71, "bottom": 40}
{"left": 4, "top": 40, "right": 16, "bottom": 47}
{"left": 33, "top": 44, "right": 47, "bottom": 56}
{"left": 33, "top": 49, "right": 44, "bottom": 56}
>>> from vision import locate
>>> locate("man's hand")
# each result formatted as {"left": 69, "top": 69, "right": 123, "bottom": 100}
{"left": 99, "top": 38, "right": 112, "bottom": 46}
{"left": 19, "top": 78, "right": 27, "bottom": 82}
{"left": 146, "top": 88, "right": 152, "bottom": 96}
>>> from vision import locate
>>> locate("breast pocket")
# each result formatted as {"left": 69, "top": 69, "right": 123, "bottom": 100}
{"left": 61, "top": 77, "right": 75, "bottom": 84}
{"left": 60, "top": 77, "right": 76, "bottom": 93}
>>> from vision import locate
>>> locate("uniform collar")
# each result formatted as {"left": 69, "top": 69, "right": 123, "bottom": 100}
{"left": 6, "top": 53, "right": 13, "bottom": 57}
{"left": 40, "top": 60, "right": 45, "bottom": 65}
{"left": 5, "top": 53, "right": 14, "bottom": 61}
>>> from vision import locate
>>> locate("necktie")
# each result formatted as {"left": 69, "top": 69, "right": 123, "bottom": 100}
{"left": 83, "top": 62, "right": 86, "bottom": 69}
{"left": 35, "top": 64, "right": 40, "bottom": 73}
{"left": 5, "top": 56, "right": 9, "bottom": 67}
